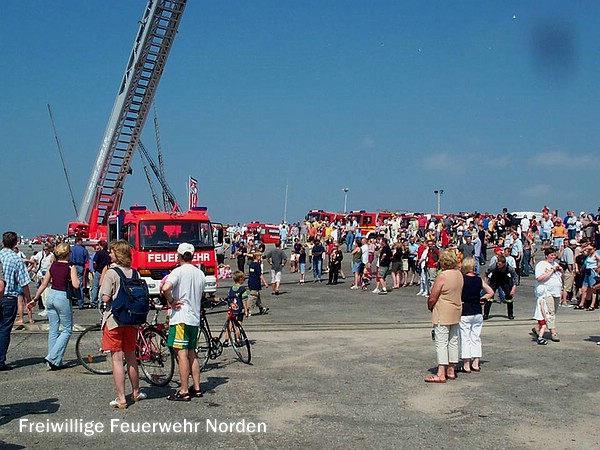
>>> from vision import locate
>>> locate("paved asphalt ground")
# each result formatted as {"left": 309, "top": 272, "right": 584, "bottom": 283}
{"left": 2, "top": 247, "right": 600, "bottom": 449}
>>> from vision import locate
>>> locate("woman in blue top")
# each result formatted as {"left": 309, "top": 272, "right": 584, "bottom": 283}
{"left": 459, "top": 257, "right": 493, "bottom": 373}
{"left": 576, "top": 244, "right": 600, "bottom": 310}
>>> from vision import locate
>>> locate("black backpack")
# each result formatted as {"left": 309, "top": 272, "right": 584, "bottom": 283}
{"left": 110, "top": 267, "right": 150, "bottom": 325}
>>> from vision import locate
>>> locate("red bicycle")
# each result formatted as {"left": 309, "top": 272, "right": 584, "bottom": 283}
{"left": 75, "top": 304, "right": 175, "bottom": 386}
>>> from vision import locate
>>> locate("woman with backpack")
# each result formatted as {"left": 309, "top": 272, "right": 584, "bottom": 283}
{"left": 99, "top": 240, "right": 147, "bottom": 409}
{"left": 29, "top": 242, "right": 79, "bottom": 370}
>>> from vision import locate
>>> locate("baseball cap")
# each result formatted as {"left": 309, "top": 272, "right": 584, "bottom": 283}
{"left": 177, "top": 242, "right": 195, "bottom": 255}
{"left": 569, "top": 239, "right": 577, "bottom": 245}
{"left": 493, "top": 246, "right": 503, "bottom": 254}
{"left": 463, "top": 231, "right": 471, "bottom": 237}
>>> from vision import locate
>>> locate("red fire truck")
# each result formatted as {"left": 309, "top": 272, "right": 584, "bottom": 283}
{"left": 305, "top": 210, "right": 345, "bottom": 224}
{"left": 66, "top": 1, "right": 220, "bottom": 297}
{"left": 244, "top": 222, "right": 280, "bottom": 244}
{"left": 345, "top": 210, "right": 394, "bottom": 239}
{"left": 105, "top": 206, "right": 219, "bottom": 296}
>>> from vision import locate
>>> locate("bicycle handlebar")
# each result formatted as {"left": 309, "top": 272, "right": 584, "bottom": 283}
{"left": 201, "top": 296, "right": 237, "bottom": 310}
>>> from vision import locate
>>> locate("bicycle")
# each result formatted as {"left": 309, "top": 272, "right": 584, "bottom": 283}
{"left": 196, "top": 297, "right": 251, "bottom": 370}
{"left": 75, "top": 304, "right": 175, "bottom": 387}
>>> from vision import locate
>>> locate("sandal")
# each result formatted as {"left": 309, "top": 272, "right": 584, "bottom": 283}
{"left": 188, "top": 387, "right": 203, "bottom": 398}
{"left": 166, "top": 391, "right": 191, "bottom": 402}
{"left": 471, "top": 366, "right": 481, "bottom": 372}
{"left": 531, "top": 327, "right": 539, "bottom": 337}
{"left": 574, "top": 306, "right": 585, "bottom": 310}
{"left": 133, "top": 391, "right": 147, "bottom": 402}
{"left": 587, "top": 307, "right": 595, "bottom": 311}
{"left": 109, "top": 399, "right": 127, "bottom": 409}
{"left": 424, "top": 375, "right": 446, "bottom": 383}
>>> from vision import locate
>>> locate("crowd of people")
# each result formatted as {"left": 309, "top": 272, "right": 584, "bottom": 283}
{"left": 222, "top": 207, "right": 600, "bottom": 381}
{"left": 1, "top": 205, "right": 599, "bottom": 396}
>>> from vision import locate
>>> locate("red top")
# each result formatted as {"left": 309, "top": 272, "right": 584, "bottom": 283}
{"left": 49, "top": 261, "right": 71, "bottom": 292}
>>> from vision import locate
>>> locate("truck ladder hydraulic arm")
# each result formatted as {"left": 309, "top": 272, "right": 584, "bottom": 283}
{"left": 77, "top": 0, "right": 187, "bottom": 235}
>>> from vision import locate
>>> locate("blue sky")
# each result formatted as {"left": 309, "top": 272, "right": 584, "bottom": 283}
{"left": 1, "top": 1, "right": 599, "bottom": 237}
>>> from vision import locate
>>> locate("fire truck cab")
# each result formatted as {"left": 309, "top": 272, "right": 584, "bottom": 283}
{"left": 107, "top": 206, "right": 220, "bottom": 298}
{"left": 346, "top": 210, "right": 393, "bottom": 239}
{"left": 305, "top": 209, "right": 345, "bottom": 224}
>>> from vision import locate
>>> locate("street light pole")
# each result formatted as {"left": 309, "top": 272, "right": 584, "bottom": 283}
{"left": 342, "top": 188, "right": 349, "bottom": 213}
{"left": 433, "top": 189, "right": 444, "bottom": 215}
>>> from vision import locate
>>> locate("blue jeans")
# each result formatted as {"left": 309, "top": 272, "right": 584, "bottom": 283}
{"left": 345, "top": 233, "right": 354, "bottom": 252}
{"left": 75, "top": 265, "right": 85, "bottom": 308}
{"left": 46, "top": 289, "right": 73, "bottom": 366}
{"left": 0, "top": 296, "right": 18, "bottom": 364}
{"left": 313, "top": 258, "right": 323, "bottom": 280}
{"left": 91, "top": 271, "right": 101, "bottom": 308}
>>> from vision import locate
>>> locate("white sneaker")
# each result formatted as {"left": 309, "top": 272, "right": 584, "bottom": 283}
{"left": 372, "top": 288, "right": 381, "bottom": 294}
{"left": 416, "top": 291, "right": 423, "bottom": 296}
{"left": 379, "top": 289, "right": 388, "bottom": 295}
{"left": 38, "top": 310, "right": 48, "bottom": 317}
{"left": 350, "top": 285, "right": 359, "bottom": 290}
{"left": 420, "top": 292, "right": 429, "bottom": 297}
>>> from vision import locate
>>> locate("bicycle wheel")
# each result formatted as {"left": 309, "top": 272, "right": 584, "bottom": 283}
{"left": 195, "top": 325, "right": 211, "bottom": 370}
{"left": 138, "top": 327, "right": 175, "bottom": 387}
{"left": 228, "top": 320, "right": 251, "bottom": 364}
{"left": 75, "top": 325, "right": 113, "bottom": 375}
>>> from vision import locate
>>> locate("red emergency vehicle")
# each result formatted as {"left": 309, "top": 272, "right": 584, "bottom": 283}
{"left": 244, "top": 222, "right": 280, "bottom": 244}
{"left": 345, "top": 211, "right": 394, "bottom": 238}
{"left": 305, "top": 210, "right": 345, "bottom": 224}
{"left": 107, "top": 206, "right": 219, "bottom": 296}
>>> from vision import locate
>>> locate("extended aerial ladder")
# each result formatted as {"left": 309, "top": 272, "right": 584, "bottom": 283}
{"left": 72, "top": 0, "right": 187, "bottom": 238}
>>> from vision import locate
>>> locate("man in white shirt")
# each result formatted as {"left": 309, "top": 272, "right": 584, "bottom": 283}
{"left": 162, "top": 243, "right": 206, "bottom": 401}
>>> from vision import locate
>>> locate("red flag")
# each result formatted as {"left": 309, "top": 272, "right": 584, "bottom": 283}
{"left": 189, "top": 176, "right": 198, "bottom": 209}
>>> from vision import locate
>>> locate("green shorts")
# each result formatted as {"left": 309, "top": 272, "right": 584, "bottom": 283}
{"left": 167, "top": 323, "right": 199, "bottom": 349}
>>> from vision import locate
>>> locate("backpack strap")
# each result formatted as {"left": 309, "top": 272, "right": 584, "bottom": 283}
{"left": 112, "top": 266, "right": 139, "bottom": 280}
{"left": 111, "top": 266, "right": 139, "bottom": 299}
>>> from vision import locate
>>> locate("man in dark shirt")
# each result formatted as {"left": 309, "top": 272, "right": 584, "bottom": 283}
{"left": 247, "top": 253, "right": 269, "bottom": 315}
{"left": 311, "top": 240, "right": 325, "bottom": 283}
{"left": 376, "top": 238, "right": 393, "bottom": 294}
{"left": 484, "top": 254, "right": 518, "bottom": 320}
{"left": 458, "top": 232, "right": 475, "bottom": 260}
{"left": 91, "top": 240, "right": 111, "bottom": 309}
{"left": 70, "top": 237, "right": 89, "bottom": 309}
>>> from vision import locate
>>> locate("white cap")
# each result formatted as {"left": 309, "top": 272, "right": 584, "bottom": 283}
{"left": 569, "top": 239, "right": 577, "bottom": 246}
{"left": 177, "top": 243, "right": 195, "bottom": 255}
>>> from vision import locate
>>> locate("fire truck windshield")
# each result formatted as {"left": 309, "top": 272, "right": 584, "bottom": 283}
{"left": 139, "top": 220, "right": 213, "bottom": 250}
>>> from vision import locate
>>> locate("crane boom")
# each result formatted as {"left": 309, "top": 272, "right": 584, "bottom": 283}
{"left": 77, "top": 0, "right": 187, "bottom": 232}
{"left": 137, "top": 139, "right": 179, "bottom": 211}
{"left": 153, "top": 104, "right": 169, "bottom": 211}
{"left": 138, "top": 145, "right": 163, "bottom": 211}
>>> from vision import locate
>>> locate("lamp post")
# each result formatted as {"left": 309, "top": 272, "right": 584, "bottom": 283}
{"left": 342, "top": 188, "right": 349, "bottom": 213}
{"left": 433, "top": 189, "right": 444, "bottom": 215}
